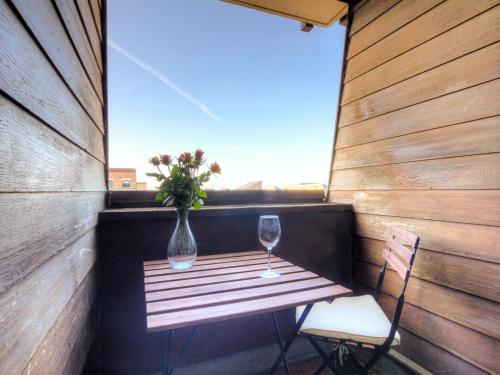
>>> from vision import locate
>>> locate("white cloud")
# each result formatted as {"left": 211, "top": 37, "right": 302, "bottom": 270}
{"left": 108, "top": 39, "right": 224, "bottom": 123}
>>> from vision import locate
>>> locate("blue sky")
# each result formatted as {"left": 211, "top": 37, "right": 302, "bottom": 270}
{"left": 108, "top": 0, "right": 345, "bottom": 189}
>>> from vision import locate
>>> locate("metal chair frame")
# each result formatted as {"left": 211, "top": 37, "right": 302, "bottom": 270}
{"left": 303, "top": 226, "right": 420, "bottom": 374}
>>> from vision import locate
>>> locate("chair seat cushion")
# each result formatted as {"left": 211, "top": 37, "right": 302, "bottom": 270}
{"left": 297, "top": 295, "right": 400, "bottom": 346}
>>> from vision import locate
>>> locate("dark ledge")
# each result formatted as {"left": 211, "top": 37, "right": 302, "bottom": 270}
{"left": 99, "top": 203, "right": 352, "bottom": 222}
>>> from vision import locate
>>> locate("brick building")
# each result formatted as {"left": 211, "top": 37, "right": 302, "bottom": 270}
{"left": 108, "top": 168, "right": 147, "bottom": 190}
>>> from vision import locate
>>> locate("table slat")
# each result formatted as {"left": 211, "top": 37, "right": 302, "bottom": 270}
{"left": 143, "top": 250, "right": 264, "bottom": 266}
{"left": 147, "top": 278, "right": 333, "bottom": 314}
{"left": 144, "top": 253, "right": 270, "bottom": 271}
{"left": 144, "top": 256, "right": 282, "bottom": 276}
{"left": 147, "top": 284, "right": 352, "bottom": 331}
{"left": 144, "top": 265, "right": 304, "bottom": 292}
{"left": 146, "top": 270, "right": 319, "bottom": 302}
{"left": 144, "top": 260, "right": 292, "bottom": 284}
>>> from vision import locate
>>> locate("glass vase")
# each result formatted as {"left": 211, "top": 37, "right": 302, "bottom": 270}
{"left": 167, "top": 208, "right": 197, "bottom": 270}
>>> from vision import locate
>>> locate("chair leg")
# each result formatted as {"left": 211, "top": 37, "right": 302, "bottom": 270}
{"left": 307, "top": 336, "right": 337, "bottom": 374}
{"left": 361, "top": 348, "right": 385, "bottom": 375}
{"left": 313, "top": 350, "right": 335, "bottom": 375}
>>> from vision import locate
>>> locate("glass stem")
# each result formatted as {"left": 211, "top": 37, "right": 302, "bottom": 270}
{"left": 267, "top": 247, "right": 272, "bottom": 272}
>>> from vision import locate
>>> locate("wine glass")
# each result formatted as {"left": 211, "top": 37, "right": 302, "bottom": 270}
{"left": 258, "top": 215, "right": 281, "bottom": 278}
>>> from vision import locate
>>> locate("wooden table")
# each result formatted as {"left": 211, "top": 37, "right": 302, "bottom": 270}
{"left": 143, "top": 250, "right": 352, "bottom": 375}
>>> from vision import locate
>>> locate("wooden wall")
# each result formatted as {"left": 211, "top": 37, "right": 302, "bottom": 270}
{"left": 328, "top": 0, "right": 500, "bottom": 373}
{"left": 0, "top": 0, "right": 106, "bottom": 373}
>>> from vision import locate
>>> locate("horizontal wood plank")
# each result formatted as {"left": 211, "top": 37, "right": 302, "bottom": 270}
{"left": 349, "top": 0, "right": 400, "bottom": 36}
{"left": 396, "top": 327, "right": 489, "bottom": 375}
{"left": 146, "top": 270, "right": 319, "bottom": 302}
{"left": 0, "top": 193, "right": 104, "bottom": 293}
{"left": 357, "top": 237, "right": 500, "bottom": 302}
{"left": 147, "top": 284, "right": 352, "bottom": 331}
{"left": 89, "top": 0, "right": 102, "bottom": 40}
{"left": 143, "top": 250, "right": 264, "bottom": 266}
{"left": 0, "top": 0, "right": 105, "bottom": 160}
{"left": 144, "top": 256, "right": 282, "bottom": 276}
{"left": 75, "top": 0, "right": 102, "bottom": 70}
{"left": 378, "top": 293, "right": 499, "bottom": 373}
{"left": 145, "top": 265, "right": 304, "bottom": 292}
{"left": 343, "top": 6, "right": 500, "bottom": 104}
{"left": 383, "top": 249, "right": 408, "bottom": 279}
{"left": 340, "top": 42, "right": 500, "bottom": 126}
{"left": 330, "top": 190, "right": 500, "bottom": 226}
{"left": 331, "top": 153, "right": 500, "bottom": 190}
{"left": 356, "top": 262, "right": 500, "bottom": 338}
{"left": 147, "top": 278, "right": 333, "bottom": 314}
{"left": 0, "top": 230, "right": 97, "bottom": 375}
{"left": 22, "top": 269, "right": 97, "bottom": 375}
{"left": 347, "top": 0, "right": 443, "bottom": 59}
{"left": 144, "top": 260, "right": 293, "bottom": 283}
{"left": 54, "top": 0, "right": 103, "bottom": 84}
{"left": 354, "top": 213, "right": 500, "bottom": 264}
{"left": 345, "top": 0, "right": 499, "bottom": 81}
{"left": 11, "top": 0, "right": 104, "bottom": 124}
{"left": 334, "top": 116, "right": 500, "bottom": 169}
{"left": 0, "top": 96, "right": 105, "bottom": 192}
{"left": 144, "top": 253, "right": 270, "bottom": 271}
{"left": 336, "top": 79, "right": 500, "bottom": 147}
{"left": 386, "top": 239, "right": 413, "bottom": 264}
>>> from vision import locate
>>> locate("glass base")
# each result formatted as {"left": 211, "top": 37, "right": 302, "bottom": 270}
{"left": 170, "top": 259, "right": 195, "bottom": 270}
{"left": 260, "top": 270, "right": 281, "bottom": 279}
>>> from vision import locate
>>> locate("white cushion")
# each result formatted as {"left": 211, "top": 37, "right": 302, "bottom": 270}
{"left": 297, "top": 295, "right": 400, "bottom": 346}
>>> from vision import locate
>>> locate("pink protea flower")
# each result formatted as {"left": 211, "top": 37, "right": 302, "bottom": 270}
{"left": 149, "top": 155, "right": 160, "bottom": 166}
{"left": 210, "top": 162, "right": 221, "bottom": 174}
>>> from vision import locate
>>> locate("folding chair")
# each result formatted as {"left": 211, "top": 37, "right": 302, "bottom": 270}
{"left": 297, "top": 225, "right": 420, "bottom": 374}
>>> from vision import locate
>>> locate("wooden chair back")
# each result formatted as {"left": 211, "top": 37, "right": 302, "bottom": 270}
{"left": 383, "top": 226, "right": 420, "bottom": 280}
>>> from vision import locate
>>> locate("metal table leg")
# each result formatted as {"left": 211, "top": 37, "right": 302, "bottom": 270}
{"left": 160, "top": 326, "right": 198, "bottom": 375}
{"left": 268, "top": 303, "right": 314, "bottom": 375}
{"left": 271, "top": 312, "right": 290, "bottom": 375}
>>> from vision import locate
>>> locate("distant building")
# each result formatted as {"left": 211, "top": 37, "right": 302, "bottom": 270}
{"left": 108, "top": 168, "right": 147, "bottom": 190}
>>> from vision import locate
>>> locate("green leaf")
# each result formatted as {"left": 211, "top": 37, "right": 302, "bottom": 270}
{"left": 198, "top": 189, "right": 207, "bottom": 199}
{"left": 193, "top": 199, "right": 202, "bottom": 210}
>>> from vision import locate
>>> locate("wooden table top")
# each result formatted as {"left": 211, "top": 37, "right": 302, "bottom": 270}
{"left": 143, "top": 250, "right": 352, "bottom": 332}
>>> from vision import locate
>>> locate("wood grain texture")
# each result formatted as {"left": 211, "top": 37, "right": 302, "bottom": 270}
{"left": 396, "top": 327, "right": 489, "bottom": 375}
{"left": 144, "top": 260, "right": 293, "bottom": 283}
{"left": 334, "top": 117, "right": 500, "bottom": 169}
{"left": 146, "top": 271, "right": 319, "bottom": 302}
{"left": 347, "top": 0, "right": 443, "bottom": 58}
{"left": 357, "top": 237, "right": 500, "bottom": 302}
{"left": 356, "top": 262, "right": 500, "bottom": 339}
{"left": 147, "top": 284, "right": 351, "bottom": 331}
{"left": 0, "top": 192, "right": 103, "bottom": 293}
{"left": 378, "top": 293, "right": 500, "bottom": 374}
{"left": 336, "top": 79, "right": 500, "bottom": 147}
{"left": 147, "top": 278, "right": 333, "bottom": 314}
{"left": 345, "top": 0, "right": 499, "bottom": 81}
{"left": 22, "top": 269, "right": 97, "bottom": 375}
{"left": 330, "top": 190, "right": 500, "bottom": 226}
{"left": 54, "top": 0, "right": 103, "bottom": 88}
{"left": 343, "top": 6, "right": 500, "bottom": 104}
{"left": 145, "top": 265, "right": 304, "bottom": 292}
{"left": 349, "top": 0, "right": 400, "bottom": 36}
{"left": 340, "top": 42, "right": 500, "bottom": 126}
{"left": 143, "top": 250, "right": 264, "bottom": 265}
{"left": 0, "top": 230, "right": 97, "bottom": 375}
{"left": 0, "top": 96, "right": 105, "bottom": 192}
{"left": 144, "top": 256, "right": 282, "bottom": 276}
{"left": 75, "top": 0, "right": 102, "bottom": 70}
{"left": 355, "top": 213, "right": 500, "bottom": 263}
{"left": 144, "top": 252, "right": 269, "bottom": 270}
{"left": 12, "top": 0, "right": 104, "bottom": 119}
{"left": 89, "top": 0, "right": 102, "bottom": 40}
{"left": 0, "top": 0, "right": 104, "bottom": 160}
{"left": 331, "top": 153, "right": 500, "bottom": 190}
